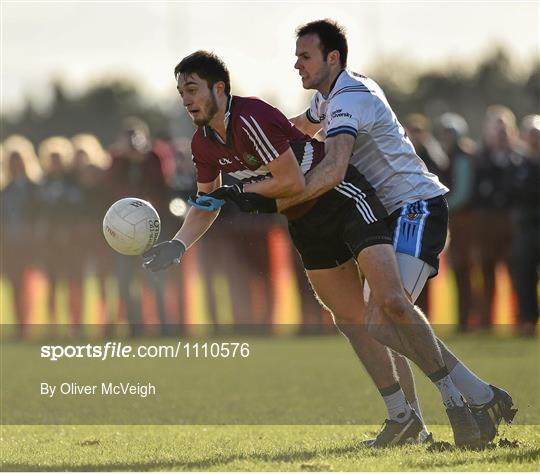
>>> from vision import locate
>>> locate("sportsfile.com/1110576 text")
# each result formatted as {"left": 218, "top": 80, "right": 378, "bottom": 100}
{"left": 40, "top": 341, "right": 251, "bottom": 361}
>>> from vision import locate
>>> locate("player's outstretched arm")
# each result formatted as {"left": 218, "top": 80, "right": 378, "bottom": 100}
{"left": 276, "top": 133, "right": 355, "bottom": 211}
{"left": 143, "top": 177, "right": 221, "bottom": 271}
{"left": 174, "top": 177, "right": 222, "bottom": 248}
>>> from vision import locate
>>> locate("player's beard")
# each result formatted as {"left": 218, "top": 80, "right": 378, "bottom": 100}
{"left": 194, "top": 92, "right": 219, "bottom": 127}
{"left": 304, "top": 61, "right": 332, "bottom": 91}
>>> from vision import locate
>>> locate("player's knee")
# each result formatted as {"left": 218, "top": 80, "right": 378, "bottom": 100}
{"left": 320, "top": 299, "right": 363, "bottom": 326}
{"left": 333, "top": 313, "right": 367, "bottom": 338}
{"left": 380, "top": 293, "right": 412, "bottom": 321}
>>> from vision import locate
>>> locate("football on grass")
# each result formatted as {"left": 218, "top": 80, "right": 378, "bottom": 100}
{"left": 103, "top": 198, "right": 161, "bottom": 255}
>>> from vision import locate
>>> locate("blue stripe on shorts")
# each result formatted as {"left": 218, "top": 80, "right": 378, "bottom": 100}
{"left": 393, "top": 200, "right": 430, "bottom": 258}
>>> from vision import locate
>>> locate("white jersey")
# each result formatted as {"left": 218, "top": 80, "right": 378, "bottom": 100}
{"left": 307, "top": 70, "right": 448, "bottom": 214}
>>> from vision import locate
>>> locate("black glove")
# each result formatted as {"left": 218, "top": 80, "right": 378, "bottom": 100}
{"left": 206, "top": 184, "right": 277, "bottom": 214}
{"left": 142, "top": 240, "right": 186, "bottom": 272}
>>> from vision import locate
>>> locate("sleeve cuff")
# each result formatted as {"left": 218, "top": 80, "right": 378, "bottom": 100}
{"left": 326, "top": 125, "right": 358, "bottom": 138}
{"left": 306, "top": 109, "right": 320, "bottom": 124}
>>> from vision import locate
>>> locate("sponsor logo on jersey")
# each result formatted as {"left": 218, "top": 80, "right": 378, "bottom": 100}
{"left": 219, "top": 157, "right": 233, "bottom": 165}
{"left": 330, "top": 109, "right": 353, "bottom": 119}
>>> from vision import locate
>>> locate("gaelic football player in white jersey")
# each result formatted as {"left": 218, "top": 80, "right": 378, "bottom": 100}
{"left": 277, "top": 19, "right": 516, "bottom": 448}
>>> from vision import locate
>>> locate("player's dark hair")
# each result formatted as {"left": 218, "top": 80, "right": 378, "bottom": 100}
{"left": 174, "top": 50, "right": 231, "bottom": 95}
{"left": 296, "top": 19, "right": 348, "bottom": 68}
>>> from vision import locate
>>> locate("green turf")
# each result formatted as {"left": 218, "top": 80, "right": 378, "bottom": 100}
{"left": 2, "top": 425, "right": 539, "bottom": 471}
{"left": 1, "top": 333, "right": 539, "bottom": 471}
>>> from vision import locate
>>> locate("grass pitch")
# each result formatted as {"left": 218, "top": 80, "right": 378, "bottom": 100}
{"left": 2, "top": 425, "right": 539, "bottom": 471}
{"left": 1, "top": 333, "right": 539, "bottom": 471}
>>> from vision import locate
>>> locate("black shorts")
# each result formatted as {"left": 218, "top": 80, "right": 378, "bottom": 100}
{"left": 288, "top": 166, "right": 393, "bottom": 270}
{"left": 386, "top": 195, "right": 448, "bottom": 274}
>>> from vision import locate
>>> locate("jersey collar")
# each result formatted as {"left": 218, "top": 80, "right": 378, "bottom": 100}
{"left": 323, "top": 69, "right": 346, "bottom": 99}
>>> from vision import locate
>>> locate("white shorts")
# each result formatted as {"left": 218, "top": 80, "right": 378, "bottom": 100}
{"left": 363, "top": 252, "right": 435, "bottom": 303}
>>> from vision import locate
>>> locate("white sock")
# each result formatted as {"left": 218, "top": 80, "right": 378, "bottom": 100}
{"left": 449, "top": 362, "right": 494, "bottom": 406}
{"left": 433, "top": 374, "right": 464, "bottom": 408}
{"left": 382, "top": 388, "right": 411, "bottom": 423}
{"left": 410, "top": 399, "right": 429, "bottom": 436}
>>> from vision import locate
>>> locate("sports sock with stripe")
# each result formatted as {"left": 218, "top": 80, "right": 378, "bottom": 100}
{"left": 379, "top": 383, "right": 412, "bottom": 423}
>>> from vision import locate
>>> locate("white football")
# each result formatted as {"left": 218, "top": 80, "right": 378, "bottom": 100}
{"left": 103, "top": 198, "right": 161, "bottom": 255}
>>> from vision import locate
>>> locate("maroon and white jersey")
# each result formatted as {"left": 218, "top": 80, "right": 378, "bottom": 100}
{"left": 191, "top": 96, "right": 324, "bottom": 185}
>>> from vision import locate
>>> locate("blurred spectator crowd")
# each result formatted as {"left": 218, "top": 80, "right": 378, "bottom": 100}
{"left": 405, "top": 107, "right": 539, "bottom": 336}
{"left": 1, "top": 106, "right": 539, "bottom": 338}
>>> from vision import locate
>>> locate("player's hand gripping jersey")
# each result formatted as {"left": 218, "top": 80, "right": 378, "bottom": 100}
{"left": 306, "top": 70, "right": 448, "bottom": 215}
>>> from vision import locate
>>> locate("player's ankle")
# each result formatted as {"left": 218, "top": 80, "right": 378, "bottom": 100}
{"left": 379, "top": 382, "right": 411, "bottom": 422}
{"left": 390, "top": 405, "right": 412, "bottom": 423}
{"left": 468, "top": 385, "right": 495, "bottom": 407}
